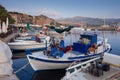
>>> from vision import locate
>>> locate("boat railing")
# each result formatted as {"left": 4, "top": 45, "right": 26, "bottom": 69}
{"left": 97, "top": 37, "right": 108, "bottom": 43}
{"left": 64, "top": 57, "right": 101, "bottom": 79}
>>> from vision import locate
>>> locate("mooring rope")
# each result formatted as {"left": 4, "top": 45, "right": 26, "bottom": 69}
{"left": 14, "top": 63, "right": 29, "bottom": 74}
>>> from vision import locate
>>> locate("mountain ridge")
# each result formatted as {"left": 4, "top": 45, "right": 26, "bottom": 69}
{"left": 56, "top": 16, "right": 120, "bottom": 26}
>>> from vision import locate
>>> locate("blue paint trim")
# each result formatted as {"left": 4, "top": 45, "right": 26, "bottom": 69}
{"left": 12, "top": 47, "right": 46, "bottom": 51}
{"left": 28, "top": 54, "right": 100, "bottom": 63}
{"left": 105, "top": 47, "right": 111, "bottom": 53}
{"left": 28, "top": 56, "right": 74, "bottom": 63}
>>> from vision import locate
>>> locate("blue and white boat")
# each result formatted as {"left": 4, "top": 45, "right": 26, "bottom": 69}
{"left": 26, "top": 33, "right": 111, "bottom": 71}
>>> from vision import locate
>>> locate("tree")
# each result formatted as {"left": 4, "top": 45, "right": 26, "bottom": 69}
{"left": 56, "top": 22, "right": 60, "bottom": 27}
{"left": 0, "top": 5, "right": 15, "bottom": 24}
{"left": 50, "top": 22, "right": 55, "bottom": 25}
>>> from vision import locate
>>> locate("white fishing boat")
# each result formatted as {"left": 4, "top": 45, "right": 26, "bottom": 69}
{"left": 19, "top": 32, "right": 29, "bottom": 37}
{"left": 16, "top": 30, "right": 48, "bottom": 42}
{"left": 8, "top": 36, "right": 50, "bottom": 50}
{"left": 26, "top": 33, "right": 111, "bottom": 71}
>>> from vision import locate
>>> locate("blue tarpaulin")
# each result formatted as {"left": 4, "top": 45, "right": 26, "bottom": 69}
{"left": 51, "top": 47, "right": 58, "bottom": 58}
{"left": 59, "top": 40, "right": 64, "bottom": 57}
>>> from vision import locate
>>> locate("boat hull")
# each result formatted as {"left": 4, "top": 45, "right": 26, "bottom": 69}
{"left": 27, "top": 56, "right": 73, "bottom": 71}
{"left": 8, "top": 41, "right": 50, "bottom": 50}
{"left": 9, "top": 44, "right": 48, "bottom": 50}
{"left": 27, "top": 53, "right": 102, "bottom": 71}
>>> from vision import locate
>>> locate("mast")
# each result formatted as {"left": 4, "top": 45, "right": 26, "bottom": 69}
{"left": 102, "top": 18, "right": 105, "bottom": 39}
{"left": 102, "top": 18, "right": 106, "bottom": 51}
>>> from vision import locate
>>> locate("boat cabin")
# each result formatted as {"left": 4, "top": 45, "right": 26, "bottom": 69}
{"left": 73, "top": 33, "right": 97, "bottom": 54}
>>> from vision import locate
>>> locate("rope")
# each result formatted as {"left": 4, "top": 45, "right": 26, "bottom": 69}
{"left": 14, "top": 63, "right": 29, "bottom": 74}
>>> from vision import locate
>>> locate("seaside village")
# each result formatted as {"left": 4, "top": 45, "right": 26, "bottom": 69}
{"left": 0, "top": 5, "right": 120, "bottom": 80}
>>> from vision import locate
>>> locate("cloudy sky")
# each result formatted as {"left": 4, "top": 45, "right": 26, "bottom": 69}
{"left": 0, "top": 0, "right": 120, "bottom": 19}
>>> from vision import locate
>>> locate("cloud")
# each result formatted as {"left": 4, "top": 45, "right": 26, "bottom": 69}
{"left": 7, "top": 8, "right": 62, "bottom": 19}
{"left": 37, "top": 8, "right": 62, "bottom": 19}
{"left": 7, "top": 8, "right": 28, "bottom": 14}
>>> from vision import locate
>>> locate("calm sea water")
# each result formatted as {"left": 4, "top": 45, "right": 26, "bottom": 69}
{"left": 13, "top": 31, "right": 120, "bottom": 80}
{"left": 101, "top": 31, "right": 120, "bottom": 55}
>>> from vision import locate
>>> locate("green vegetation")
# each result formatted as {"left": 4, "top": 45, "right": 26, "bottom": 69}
{"left": 0, "top": 5, "right": 15, "bottom": 24}
{"left": 8, "top": 12, "right": 23, "bottom": 15}
{"left": 50, "top": 22, "right": 61, "bottom": 27}
{"left": 50, "top": 22, "right": 55, "bottom": 25}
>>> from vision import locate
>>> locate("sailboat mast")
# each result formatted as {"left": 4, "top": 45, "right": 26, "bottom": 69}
{"left": 102, "top": 18, "right": 105, "bottom": 39}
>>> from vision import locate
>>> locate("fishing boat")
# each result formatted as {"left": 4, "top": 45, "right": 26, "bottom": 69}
{"left": 26, "top": 33, "right": 111, "bottom": 71}
{"left": 8, "top": 36, "right": 50, "bottom": 50}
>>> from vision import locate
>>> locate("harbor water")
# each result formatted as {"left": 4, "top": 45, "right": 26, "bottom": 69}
{"left": 13, "top": 31, "right": 120, "bottom": 80}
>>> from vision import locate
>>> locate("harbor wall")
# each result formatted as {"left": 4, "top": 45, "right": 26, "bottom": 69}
{"left": 103, "top": 53, "right": 120, "bottom": 68}
{"left": 0, "top": 33, "right": 19, "bottom": 43}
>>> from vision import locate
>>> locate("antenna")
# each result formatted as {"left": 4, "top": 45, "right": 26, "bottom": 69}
{"left": 102, "top": 17, "right": 105, "bottom": 39}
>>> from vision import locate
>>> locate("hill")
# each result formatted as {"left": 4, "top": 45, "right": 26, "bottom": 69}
{"left": 56, "top": 16, "right": 120, "bottom": 26}
{"left": 9, "top": 12, "right": 55, "bottom": 26}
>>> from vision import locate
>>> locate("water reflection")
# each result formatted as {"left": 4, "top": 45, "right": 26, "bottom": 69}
{"left": 32, "top": 69, "right": 66, "bottom": 80}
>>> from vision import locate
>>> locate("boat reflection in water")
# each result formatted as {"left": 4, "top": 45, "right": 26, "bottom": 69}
{"left": 32, "top": 69, "right": 65, "bottom": 80}
{"left": 13, "top": 58, "right": 65, "bottom": 80}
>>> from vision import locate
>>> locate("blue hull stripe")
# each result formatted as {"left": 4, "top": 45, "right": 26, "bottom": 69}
{"left": 29, "top": 56, "right": 74, "bottom": 63}
{"left": 28, "top": 54, "right": 101, "bottom": 63}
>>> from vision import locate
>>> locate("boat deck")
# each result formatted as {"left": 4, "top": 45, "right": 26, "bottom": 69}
{"left": 63, "top": 66, "right": 120, "bottom": 80}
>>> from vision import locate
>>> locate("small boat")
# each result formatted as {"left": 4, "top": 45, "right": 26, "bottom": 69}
{"left": 15, "top": 30, "right": 47, "bottom": 42}
{"left": 8, "top": 36, "right": 50, "bottom": 50}
{"left": 26, "top": 33, "right": 111, "bottom": 71}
